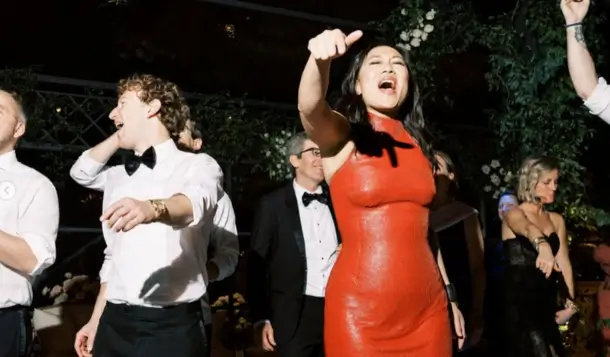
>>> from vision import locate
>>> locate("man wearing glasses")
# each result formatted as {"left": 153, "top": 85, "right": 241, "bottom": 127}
{"left": 247, "top": 132, "right": 340, "bottom": 357}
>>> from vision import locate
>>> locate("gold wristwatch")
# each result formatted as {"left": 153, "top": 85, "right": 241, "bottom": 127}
{"left": 149, "top": 199, "right": 169, "bottom": 221}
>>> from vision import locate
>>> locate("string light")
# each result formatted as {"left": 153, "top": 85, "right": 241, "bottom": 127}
{"left": 224, "top": 24, "right": 236, "bottom": 39}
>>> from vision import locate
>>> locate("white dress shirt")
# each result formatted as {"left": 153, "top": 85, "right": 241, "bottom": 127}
{"left": 200, "top": 193, "right": 239, "bottom": 325}
{"left": 293, "top": 181, "right": 338, "bottom": 297}
{"left": 584, "top": 77, "right": 610, "bottom": 123}
{"left": 69, "top": 139, "right": 223, "bottom": 307}
{"left": 0, "top": 151, "right": 59, "bottom": 308}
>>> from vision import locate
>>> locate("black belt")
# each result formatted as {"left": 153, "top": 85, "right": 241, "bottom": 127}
{"left": 0, "top": 305, "right": 28, "bottom": 312}
{"left": 105, "top": 301, "right": 201, "bottom": 319}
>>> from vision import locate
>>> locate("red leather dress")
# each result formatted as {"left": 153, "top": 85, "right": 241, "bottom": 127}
{"left": 325, "top": 113, "right": 451, "bottom": 356}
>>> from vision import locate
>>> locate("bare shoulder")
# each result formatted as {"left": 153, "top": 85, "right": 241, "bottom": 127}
{"left": 548, "top": 211, "right": 564, "bottom": 222}
{"left": 505, "top": 206, "right": 526, "bottom": 221}
{"left": 501, "top": 220, "right": 516, "bottom": 240}
{"left": 464, "top": 213, "right": 481, "bottom": 228}
{"left": 548, "top": 211, "right": 566, "bottom": 228}
{"left": 322, "top": 140, "right": 356, "bottom": 184}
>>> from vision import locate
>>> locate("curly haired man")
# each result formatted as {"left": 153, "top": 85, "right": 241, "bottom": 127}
{"left": 70, "top": 74, "right": 223, "bottom": 357}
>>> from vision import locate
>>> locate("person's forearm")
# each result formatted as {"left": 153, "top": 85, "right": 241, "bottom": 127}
{"left": 0, "top": 230, "right": 37, "bottom": 275}
{"left": 87, "top": 133, "right": 120, "bottom": 164}
{"left": 89, "top": 283, "right": 107, "bottom": 324}
{"left": 156, "top": 194, "right": 195, "bottom": 228}
{"left": 435, "top": 239, "right": 451, "bottom": 285}
{"left": 562, "top": 264, "right": 575, "bottom": 299}
{"left": 567, "top": 25, "right": 598, "bottom": 99}
{"left": 298, "top": 56, "right": 331, "bottom": 118}
{"left": 465, "top": 218, "right": 486, "bottom": 320}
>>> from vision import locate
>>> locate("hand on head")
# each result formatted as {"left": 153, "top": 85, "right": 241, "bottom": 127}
{"left": 307, "top": 29, "right": 363, "bottom": 61}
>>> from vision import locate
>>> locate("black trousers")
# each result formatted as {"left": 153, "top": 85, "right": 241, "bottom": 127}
{"left": 277, "top": 295, "right": 325, "bottom": 357}
{"left": 0, "top": 306, "right": 32, "bottom": 357}
{"left": 93, "top": 301, "right": 206, "bottom": 357}
{"left": 204, "top": 323, "right": 212, "bottom": 357}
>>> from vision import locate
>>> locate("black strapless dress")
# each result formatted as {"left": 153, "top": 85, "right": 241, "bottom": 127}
{"left": 502, "top": 233, "right": 564, "bottom": 357}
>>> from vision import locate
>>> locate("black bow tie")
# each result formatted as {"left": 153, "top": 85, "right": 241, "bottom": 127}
{"left": 124, "top": 147, "right": 156, "bottom": 176}
{"left": 302, "top": 192, "right": 328, "bottom": 206}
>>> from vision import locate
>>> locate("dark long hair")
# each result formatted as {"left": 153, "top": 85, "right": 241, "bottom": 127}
{"left": 434, "top": 150, "right": 459, "bottom": 198}
{"left": 334, "top": 41, "right": 434, "bottom": 164}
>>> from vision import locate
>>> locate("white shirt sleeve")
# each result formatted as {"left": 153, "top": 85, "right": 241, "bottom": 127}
{"left": 178, "top": 153, "right": 223, "bottom": 227}
{"left": 99, "top": 243, "right": 113, "bottom": 283}
{"left": 583, "top": 77, "right": 610, "bottom": 124}
{"left": 69, "top": 149, "right": 115, "bottom": 191}
{"left": 209, "top": 194, "right": 239, "bottom": 281}
{"left": 18, "top": 177, "right": 59, "bottom": 276}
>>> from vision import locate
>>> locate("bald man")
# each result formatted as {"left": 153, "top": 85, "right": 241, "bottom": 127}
{"left": 0, "top": 90, "right": 59, "bottom": 357}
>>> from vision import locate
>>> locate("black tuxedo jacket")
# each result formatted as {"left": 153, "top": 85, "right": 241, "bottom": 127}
{"left": 247, "top": 182, "right": 340, "bottom": 344}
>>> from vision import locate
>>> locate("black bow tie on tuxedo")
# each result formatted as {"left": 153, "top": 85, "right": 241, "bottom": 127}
{"left": 124, "top": 147, "right": 156, "bottom": 176}
{"left": 302, "top": 192, "right": 329, "bottom": 206}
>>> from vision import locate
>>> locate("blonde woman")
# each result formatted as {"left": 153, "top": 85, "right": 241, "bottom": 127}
{"left": 501, "top": 156, "right": 577, "bottom": 357}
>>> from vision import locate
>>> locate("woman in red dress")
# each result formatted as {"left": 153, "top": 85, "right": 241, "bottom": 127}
{"left": 297, "top": 29, "right": 464, "bottom": 356}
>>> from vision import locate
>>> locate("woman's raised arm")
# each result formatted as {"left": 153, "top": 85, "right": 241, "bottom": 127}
{"left": 298, "top": 29, "right": 361, "bottom": 156}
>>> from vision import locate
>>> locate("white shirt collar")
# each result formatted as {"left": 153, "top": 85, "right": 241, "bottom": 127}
{"left": 293, "top": 179, "right": 323, "bottom": 198}
{"left": 0, "top": 150, "right": 17, "bottom": 171}
{"left": 136, "top": 139, "right": 178, "bottom": 163}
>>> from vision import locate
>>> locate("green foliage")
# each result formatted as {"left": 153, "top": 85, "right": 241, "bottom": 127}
{"left": 372, "top": 0, "right": 478, "bottom": 102}
{"left": 376, "top": 0, "right": 610, "bottom": 228}
{"left": 478, "top": 0, "right": 608, "bottom": 225}
{"left": 564, "top": 197, "right": 610, "bottom": 231}
{"left": 479, "top": 1, "right": 605, "bottom": 200}
{"left": 1, "top": 69, "right": 299, "bottom": 183}
{"left": 190, "top": 94, "right": 299, "bottom": 180}
{"left": 191, "top": 94, "right": 257, "bottom": 161}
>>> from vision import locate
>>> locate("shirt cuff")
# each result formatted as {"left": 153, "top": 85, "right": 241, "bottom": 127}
{"left": 178, "top": 184, "right": 221, "bottom": 228}
{"left": 583, "top": 77, "right": 610, "bottom": 116}
{"left": 78, "top": 149, "right": 106, "bottom": 172}
{"left": 254, "top": 320, "right": 271, "bottom": 328}
{"left": 21, "top": 233, "right": 56, "bottom": 276}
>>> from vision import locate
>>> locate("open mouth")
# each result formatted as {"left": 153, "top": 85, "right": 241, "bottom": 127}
{"left": 115, "top": 122, "right": 124, "bottom": 130}
{"left": 378, "top": 78, "right": 396, "bottom": 92}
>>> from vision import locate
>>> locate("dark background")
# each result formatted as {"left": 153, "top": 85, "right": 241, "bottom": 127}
{"left": 4, "top": 0, "right": 610, "bottom": 292}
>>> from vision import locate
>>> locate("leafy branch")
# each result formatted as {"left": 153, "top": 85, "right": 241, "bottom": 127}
{"left": 375, "top": 0, "right": 610, "bottom": 228}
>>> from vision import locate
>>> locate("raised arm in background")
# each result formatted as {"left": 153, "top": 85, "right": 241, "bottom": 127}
{"left": 561, "top": 0, "right": 610, "bottom": 122}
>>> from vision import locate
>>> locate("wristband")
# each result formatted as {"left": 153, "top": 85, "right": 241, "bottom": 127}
{"left": 445, "top": 283, "right": 458, "bottom": 304}
{"left": 565, "top": 22, "right": 582, "bottom": 28}
{"left": 533, "top": 237, "right": 548, "bottom": 252}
